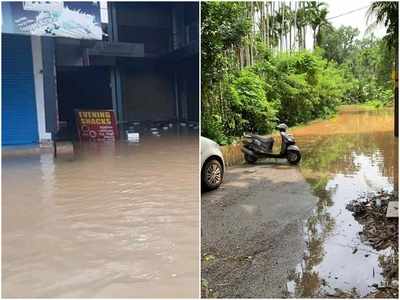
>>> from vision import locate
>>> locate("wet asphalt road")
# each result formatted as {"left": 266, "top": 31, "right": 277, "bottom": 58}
{"left": 201, "top": 161, "right": 317, "bottom": 298}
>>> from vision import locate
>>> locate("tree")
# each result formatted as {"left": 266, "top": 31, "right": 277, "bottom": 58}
{"left": 201, "top": 1, "right": 252, "bottom": 143}
{"left": 368, "top": 1, "right": 398, "bottom": 136}
{"left": 318, "top": 25, "right": 360, "bottom": 64}
{"left": 307, "top": 1, "right": 329, "bottom": 49}
{"left": 201, "top": 1, "right": 251, "bottom": 86}
{"left": 296, "top": 3, "right": 308, "bottom": 50}
{"left": 368, "top": 2, "right": 398, "bottom": 51}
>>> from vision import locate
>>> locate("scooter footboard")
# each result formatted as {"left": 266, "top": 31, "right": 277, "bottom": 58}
{"left": 241, "top": 147, "right": 257, "bottom": 157}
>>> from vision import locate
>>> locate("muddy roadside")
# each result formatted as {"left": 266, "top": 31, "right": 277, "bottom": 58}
{"left": 201, "top": 162, "right": 318, "bottom": 298}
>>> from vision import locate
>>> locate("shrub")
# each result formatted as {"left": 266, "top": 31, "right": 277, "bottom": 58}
{"left": 229, "top": 69, "right": 277, "bottom": 134}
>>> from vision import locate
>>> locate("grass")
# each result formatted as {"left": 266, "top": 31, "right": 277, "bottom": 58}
{"left": 340, "top": 101, "right": 393, "bottom": 111}
{"left": 289, "top": 111, "right": 339, "bottom": 131}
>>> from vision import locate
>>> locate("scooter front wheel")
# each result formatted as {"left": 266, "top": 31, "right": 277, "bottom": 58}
{"left": 287, "top": 150, "right": 301, "bottom": 165}
{"left": 244, "top": 153, "right": 257, "bottom": 164}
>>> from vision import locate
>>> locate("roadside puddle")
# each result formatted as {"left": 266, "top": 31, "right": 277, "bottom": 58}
{"left": 286, "top": 107, "right": 398, "bottom": 297}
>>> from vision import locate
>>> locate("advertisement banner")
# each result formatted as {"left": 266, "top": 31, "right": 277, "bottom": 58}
{"left": 75, "top": 110, "right": 118, "bottom": 142}
{"left": 1, "top": 1, "right": 102, "bottom": 40}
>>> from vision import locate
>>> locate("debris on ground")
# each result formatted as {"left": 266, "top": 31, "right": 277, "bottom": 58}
{"left": 345, "top": 190, "right": 399, "bottom": 298}
{"left": 386, "top": 201, "right": 398, "bottom": 218}
{"left": 323, "top": 287, "right": 359, "bottom": 298}
{"left": 377, "top": 252, "right": 399, "bottom": 289}
{"left": 321, "top": 278, "right": 398, "bottom": 298}
{"left": 346, "top": 191, "right": 398, "bottom": 251}
{"left": 328, "top": 283, "right": 399, "bottom": 298}
{"left": 365, "top": 286, "right": 398, "bottom": 298}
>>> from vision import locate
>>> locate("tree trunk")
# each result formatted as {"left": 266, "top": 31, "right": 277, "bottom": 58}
{"left": 272, "top": 1, "right": 275, "bottom": 53}
{"left": 395, "top": 45, "right": 398, "bottom": 137}
{"left": 293, "top": 1, "right": 297, "bottom": 51}
{"left": 265, "top": 2, "right": 269, "bottom": 48}
{"left": 282, "top": 1, "right": 286, "bottom": 52}
{"left": 250, "top": 1, "right": 254, "bottom": 65}
{"left": 262, "top": 3, "right": 266, "bottom": 44}
{"left": 313, "top": 29, "right": 316, "bottom": 49}
{"left": 289, "top": 1, "right": 292, "bottom": 53}
{"left": 279, "top": 2, "right": 283, "bottom": 52}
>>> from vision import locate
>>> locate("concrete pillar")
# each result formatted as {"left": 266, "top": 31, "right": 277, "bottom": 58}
{"left": 41, "top": 37, "right": 59, "bottom": 134}
{"left": 108, "top": 2, "right": 124, "bottom": 135}
{"left": 31, "top": 35, "right": 52, "bottom": 144}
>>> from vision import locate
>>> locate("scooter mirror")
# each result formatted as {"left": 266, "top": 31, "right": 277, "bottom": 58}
{"left": 276, "top": 123, "right": 288, "bottom": 132}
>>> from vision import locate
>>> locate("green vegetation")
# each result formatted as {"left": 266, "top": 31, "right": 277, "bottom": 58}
{"left": 323, "top": 32, "right": 395, "bottom": 105}
{"left": 201, "top": 1, "right": 398, "bottom": 144}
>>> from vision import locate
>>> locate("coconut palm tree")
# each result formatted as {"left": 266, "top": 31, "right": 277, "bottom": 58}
{"left": 368, "top": 2, "right": 398, "bottom": 50}
{"left": 307, "top": 1, "right": 329, "bottom": 49}
{"left": 267, "top": 3, "right": 279, "bottom": 51}
{"left": 296, "top": 2, "right": 308, "bottom": 49}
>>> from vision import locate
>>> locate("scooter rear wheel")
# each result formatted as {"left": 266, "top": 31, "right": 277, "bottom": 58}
{"left": 244, "top": 154, "right": 257, "bottom": 164}
{"left": 287, "top": 150, "right": 301, "bottom": 165}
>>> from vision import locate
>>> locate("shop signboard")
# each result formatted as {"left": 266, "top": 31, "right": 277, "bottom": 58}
{"left": 1, "top": 1, "right": 102, "bottom": 40}
{"left": 75, "top": 110, "right": 118, "bottom": 142}
{"left": 85, "top": 41, "right": 145, "bottom": 57}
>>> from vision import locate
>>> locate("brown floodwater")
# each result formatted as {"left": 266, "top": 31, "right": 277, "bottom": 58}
{"left": 286, "top": 106, "right": 398, "bottom": 297}
{"left": 2, "top": 134, "right": 199, "bottom": 298}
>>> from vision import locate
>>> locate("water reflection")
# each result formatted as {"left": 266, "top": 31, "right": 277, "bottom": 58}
{"left": 286, "top": 108, "right": 397, "bottom": 297}
{"left": 2, "top": 135, "right": 199, "bottom": 298}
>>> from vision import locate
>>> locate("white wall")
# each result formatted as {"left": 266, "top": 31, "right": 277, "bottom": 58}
{"left": 31, "top": 36, "right": 52, "bottom": 142}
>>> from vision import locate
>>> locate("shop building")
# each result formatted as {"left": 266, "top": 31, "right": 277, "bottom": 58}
{"left": 2, "top": 1, "right": 199, "bottom": 146}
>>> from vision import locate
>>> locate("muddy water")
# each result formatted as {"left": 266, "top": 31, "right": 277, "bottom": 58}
{"left": 286, "top": 106, "right": 398, "bottom": 297}
{"left": 2, "top": 135, "right": 199, "bottom": 298}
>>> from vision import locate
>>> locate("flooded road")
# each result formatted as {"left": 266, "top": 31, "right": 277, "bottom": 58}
{"left": 286, "top": 106, "right": 398, "bottom": 297}
{"left": 2, "top": 135, "right": 199, "bottom": 297}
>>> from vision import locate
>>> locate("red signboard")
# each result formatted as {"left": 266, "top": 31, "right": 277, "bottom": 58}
{"left": 75, "top": 110, "right": 118, "bottom": 142}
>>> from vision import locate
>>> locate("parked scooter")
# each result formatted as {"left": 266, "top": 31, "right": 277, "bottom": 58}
{"left": 241, "top": 123, "right": 301, "bottom": 165}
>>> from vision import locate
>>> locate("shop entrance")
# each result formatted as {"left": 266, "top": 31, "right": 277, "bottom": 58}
{"left": 56, "top": 66, "right": 113, "bottom": 140}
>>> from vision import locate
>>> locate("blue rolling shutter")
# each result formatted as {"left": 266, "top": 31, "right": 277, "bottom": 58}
{"left": 2, "top": 34, "right": 38, "bottom": 145}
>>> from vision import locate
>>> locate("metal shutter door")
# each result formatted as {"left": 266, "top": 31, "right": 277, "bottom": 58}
{"left": 2, "top": 34, "right": 39, "bottom": 145}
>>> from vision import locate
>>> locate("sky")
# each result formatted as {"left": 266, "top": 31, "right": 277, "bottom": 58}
{"left": 325, "top": 0, "right": 386, "bottom": 38}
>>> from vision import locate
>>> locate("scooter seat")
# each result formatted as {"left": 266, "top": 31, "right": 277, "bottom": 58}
{"left": 252, "top": 135, "right": 274, "bottom": 144}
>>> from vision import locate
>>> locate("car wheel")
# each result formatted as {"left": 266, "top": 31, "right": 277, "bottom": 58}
{"left": 202, "top": 159, "right": 223, "bottom": 190}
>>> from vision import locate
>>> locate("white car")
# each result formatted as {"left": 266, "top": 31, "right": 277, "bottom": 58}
{"left": 201, "top": 136, "right": 225, "bottom": 190}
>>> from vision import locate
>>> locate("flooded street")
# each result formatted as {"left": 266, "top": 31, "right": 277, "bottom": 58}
{"left": 2, "top": 135, "right": 199, "bottom": 298}
{"left": 287, "top": 106, "right": 398, "bottom": 297}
